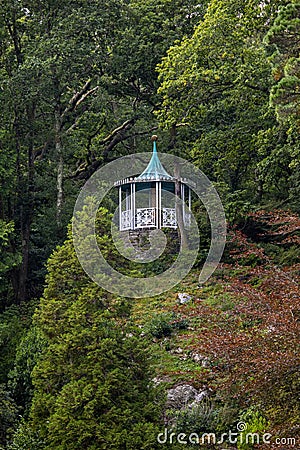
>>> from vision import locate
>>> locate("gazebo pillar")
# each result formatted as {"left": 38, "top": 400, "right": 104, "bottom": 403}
{"left": 181, "top": 183, "right": 185, "bottom": 224}
{"left": 119, "top": 186, "right": 122, "bottom": 230}
{"left": 130, "top": 182, "right": 135, "bottom": 230}
{"left": 155, "top": 181, "right": 162, "bottom": 228}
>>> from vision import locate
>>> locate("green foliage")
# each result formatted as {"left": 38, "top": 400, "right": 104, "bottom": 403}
{"left": 264, "top": 2, "right": 300, "bottom": 207}
{"left": 0, "top": 303, "right": 38, "bottom": 446}
{"left": 172, "top": 397, "right": 215, "bottom": 435}
{"left": 6, "top": 420, "right": 45, "bottom": 450}
{"left": 0, "top": 0, "right": 299, "bottom": 447}
{"left": 0, "top": 221, "right": 21, "bottom": 298}
{"left": 0, "top": 384, "right": 18, "bottom": 448}
{"left": 0, "top": 305, "right": 32, "bottom": 384}
{"left": 23, "top": 208, "right": 162, "bottom": 449}
{"left": 237, "top": 407, "right": 269, "bottom": 450}
{"left": 110, "top": 0, "right": 206, "bottom": 90}
{"left": 204, "top": 292, "right": 235, "bottom": 311}
{"left": 223, "top": 191, "right": 252, "bottom": 225}
{"left": 8, "top": 327, "right": 47, "bottom": 415}
{"left": 0, "top": 0, "right": 211, "bottom": 302}
{"left": 145, "top": 313, "right": 189, "bottom": 338}
{"left": 146, "top": 313, "right": 174, "bottom": 338}
{"left": 156, "top": 0, "right": 297, "bottom": 210}
{"left": 263, "top": 242, "right": 300, "bottom": 265}
{"left": 266, "top": 1, "right": 300, "bottom": 122}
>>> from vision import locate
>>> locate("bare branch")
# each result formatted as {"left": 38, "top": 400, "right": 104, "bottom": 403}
{"left": 71, "top": 121, "right": 160, "bottom": 180}
{"left": 61, "top": 80, "right": 98, "bottom": 121}
{"left": 102, "top": 119, "right": 136, "bottom": 158}
{"left": 98, "top": 119, "right": 135, "bottom": 146}
{"left": 75, "top": 86, "right": 99, "bottom": 109}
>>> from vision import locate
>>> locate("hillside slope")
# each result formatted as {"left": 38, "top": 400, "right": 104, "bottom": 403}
{"left": 131, "top": 210, "right": 300, "bottom": 449}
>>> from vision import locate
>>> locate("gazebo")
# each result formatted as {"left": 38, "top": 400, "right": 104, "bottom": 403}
{"left": 114, "top": 136, "right": 191, "bottom": 231}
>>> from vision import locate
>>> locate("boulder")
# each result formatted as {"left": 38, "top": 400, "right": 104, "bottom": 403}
{"left": 166, "top": 384, "right": 198, "bottom": 409}
{"left": 165, "top": 384, "right": 213, "bottom": 426}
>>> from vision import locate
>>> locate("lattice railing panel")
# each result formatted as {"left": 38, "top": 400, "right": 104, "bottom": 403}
{"left": 136, "top": 208, "right": 156, "bottom": 228}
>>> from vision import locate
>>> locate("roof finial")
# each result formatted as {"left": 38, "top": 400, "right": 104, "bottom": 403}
{"left": 151, "top": 135, "right": 158, "bottom": 154}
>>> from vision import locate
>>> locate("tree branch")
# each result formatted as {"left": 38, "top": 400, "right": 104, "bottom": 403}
{"left": 98, "top": 119, "right": 135, "bottom": 146}
{"left": 71, "top": 121, "right": 160, "bottom": 180}
{"left": 61, "top": 80, "right": 98, "bottom": 121}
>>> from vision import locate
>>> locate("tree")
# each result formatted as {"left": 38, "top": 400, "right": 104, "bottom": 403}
{"left": 156, "top": 0, "right": 287, "bottom": 201}
{"left": 21, "top": 209, "right": 162, "bottom": 450}
{"left": 266, "top": 1, "right": 300, "bottom": 123}
{"left": 0, "top": 0, "right": 126, "bottom": 302}
{"left": 264, "top": 1, "right": 300, "bottom": 210}
{"left": 8, "top": 326, "right": 47, "bottom": 415}
{"left": 0, "top": 0, "right": 209, "bottom": 303}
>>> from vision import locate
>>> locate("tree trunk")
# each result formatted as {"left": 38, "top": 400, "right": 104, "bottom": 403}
{"left": 55, "top": 110, "right": 63, "bottom": 229}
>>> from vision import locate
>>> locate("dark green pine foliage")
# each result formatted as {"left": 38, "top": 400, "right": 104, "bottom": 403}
{"left": 265, "top": 1, "right": 300, "bottom": 209}
{"left": 23, "top": 208, "right": 161, "bottom": 450}
{"left": 266, "top": 1, "right": 300, "bottom": 122}
{"left": 0, "top": 384, "right": 19, "bottom": 447}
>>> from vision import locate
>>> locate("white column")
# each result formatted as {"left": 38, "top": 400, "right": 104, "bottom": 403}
{"left": 156, "top": 181, "right": 159, "bottom": 228}
{"left": 119, "top": 186, "right": 122, "bottom": 231}
{"left": 181, "top": 183, "right": 185, "bottom": 225}
{"left": 133, "top": 184, "right": 136, "bottom": 229}
{"left": 131, "top": 183, "right": 135, "bottom": 230}
{"left": 188, "top": 186, "right": 191, "bottom": 211}
{"left": 159, "top": 182, "right": 162, "bottom": 229}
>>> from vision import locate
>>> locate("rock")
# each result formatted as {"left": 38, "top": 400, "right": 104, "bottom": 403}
{"left": 166, "top": 384, "right": 198, "bottom": 409}
{"left": 177, "top": 293, "right": 193, "bottom": 304}
{"left": 190, "top": 352, "right": 210, "bottom": 367}
{"left": 195, "top": 390, "right": 208, "bottom": 402}
{"left": 171, "top": 347, "right": 189, "bottom": 359}
{"left": 165, "top": 384, "right": 213, "bottom": 426}
{"left": 191, "top": 352, "right": 202, "bottom": 363}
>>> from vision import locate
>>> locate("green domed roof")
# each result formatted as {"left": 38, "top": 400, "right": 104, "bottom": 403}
{"left": 135, "top": 140, "right": 173, "bottom": 181}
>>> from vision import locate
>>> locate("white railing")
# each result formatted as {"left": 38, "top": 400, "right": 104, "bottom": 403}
{"left": 121, "top": 207, "right": 187, "bottom": 230}
{"left": 136, "top": 208, "right": 156, "bottom": 228}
